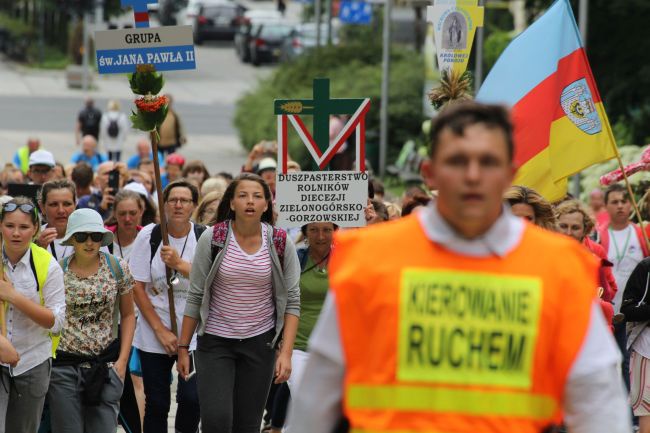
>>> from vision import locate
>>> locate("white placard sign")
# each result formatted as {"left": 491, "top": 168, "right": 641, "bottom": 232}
{"left": 275, "top": 171, "right": 369, "bottom": 227}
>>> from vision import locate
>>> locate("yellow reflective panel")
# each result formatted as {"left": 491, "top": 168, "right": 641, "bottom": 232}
{"left": 347, "top": 385, "right": 556, "bottom": 419}
{"left": 397, "top": 269, "right": 542, "bottom": 389}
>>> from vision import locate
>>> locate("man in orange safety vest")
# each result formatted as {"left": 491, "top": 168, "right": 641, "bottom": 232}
{"left": 286, "top": 102, "right": 629, "bottom": 433}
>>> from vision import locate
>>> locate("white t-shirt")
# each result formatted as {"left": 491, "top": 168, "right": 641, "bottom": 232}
{"left": 608, "top": 225, "right": 644, "bottom": 313}
{"left": 113, "top": 241, "right": 135, "bottom": 261}
{"left": 129, "top": 223, "right": 199, "bottom": 354}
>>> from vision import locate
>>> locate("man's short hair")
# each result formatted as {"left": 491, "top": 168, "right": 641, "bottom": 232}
{"left": 429, "top": 102, "right": 514, "bottom": 161}
{"left": 71, "top": 162, "right": 94, "bottom": 189}
{"left": 604, "top": 183, "right": 628, "bottom": 204}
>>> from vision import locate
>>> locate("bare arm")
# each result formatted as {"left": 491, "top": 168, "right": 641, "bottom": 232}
{"left": 133, "top": 280, "right": 177, "bottom": 355}
{"left": 275, "top": 313, "right": 299, "bottom": 383}
{"left": 177, "top": 315, "right": 200, "bottom": 379}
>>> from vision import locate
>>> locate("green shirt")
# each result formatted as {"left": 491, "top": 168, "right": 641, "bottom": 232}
{"left": 294, "top": 256, "right": 330, "bottom": 351}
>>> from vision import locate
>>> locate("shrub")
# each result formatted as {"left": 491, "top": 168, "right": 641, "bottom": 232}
{"left": 234, "top": 43, "right": 425, "bottom": 169}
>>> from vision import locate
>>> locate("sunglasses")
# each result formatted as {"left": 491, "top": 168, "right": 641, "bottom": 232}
{"left": 3, "top": 203, "right": 36, "bottom": 215}
{"left": 73, "top": 232, "right": 104, "bottom": 243}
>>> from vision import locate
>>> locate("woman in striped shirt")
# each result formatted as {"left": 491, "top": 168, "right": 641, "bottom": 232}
{"left": 179, "top": 173, "right": 300, "bottom": 433}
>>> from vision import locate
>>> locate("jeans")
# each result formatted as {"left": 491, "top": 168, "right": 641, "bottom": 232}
{"left": 139, "top": 350, "right": 200, "bottom": 433}
{"left": 196, "top": 329, "right": 276, "bottom": 433}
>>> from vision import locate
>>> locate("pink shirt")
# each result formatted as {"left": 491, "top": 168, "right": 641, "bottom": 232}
{"left": 205, "top": 226, "right": 275, "bottom": 338}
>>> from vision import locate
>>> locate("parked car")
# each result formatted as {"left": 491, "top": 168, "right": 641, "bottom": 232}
{"left": 280, "top": 22, "right": 340, "bottom": 62}
{"left": 234, "top": 9, "right": 283, "bottom": 63}
{"left": 193, "top": 3, "right": 247, "bottom": 43}
{"left": 249, "top": 23, "right": 294, "bottom": 66}
{"left": 174, "top": 0, "right": 235, "bottom": 27}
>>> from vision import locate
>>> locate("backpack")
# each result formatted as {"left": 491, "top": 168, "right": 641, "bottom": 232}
{"left": 211, "top": 221, "right": 286, "bottom": 268}
{"left": 149, "top": 223, "right": 207, "bottom": 265}
{"left": 107, "top": 118, "right": 120, "bottom": 138}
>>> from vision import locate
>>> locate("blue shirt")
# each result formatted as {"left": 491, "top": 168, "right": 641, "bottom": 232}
{"left": 127, "top": 151, "right": 165, "bottom": 170}
{"left": 70, "top": 152, "right": 107, "bottom": 171}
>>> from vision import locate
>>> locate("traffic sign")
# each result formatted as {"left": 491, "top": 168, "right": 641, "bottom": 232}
{"left": 339, "top": 1, "right": 372, "bottom": 24}
{"left": 95, "top": 26, "right": 196, "bottom": 74}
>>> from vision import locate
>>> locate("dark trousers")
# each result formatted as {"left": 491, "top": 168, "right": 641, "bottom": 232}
{"left": 159, "top": 145, "right": 179, "bottom": 157}
{"left": 108, "top": 151, "right": 121, "bottom": 162}
{"left": 196, "top": 330, "right": 276, "bottom": 433}
{"left": 119, "top": 358, "right": 141, "bottom": 433}
{"left": 270, "top": 383, "right": 290, "bottom": 429}
{"left": 139, "top": 350, "right": 200, "bottom": 433}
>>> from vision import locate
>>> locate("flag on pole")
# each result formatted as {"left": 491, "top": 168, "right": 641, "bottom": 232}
{"left": 476, "top": 0, "right": 617, "bottom": 202}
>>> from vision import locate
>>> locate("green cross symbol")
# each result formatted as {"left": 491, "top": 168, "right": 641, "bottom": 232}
{"left": 275, "top": 78, "right": 364, "bottom": 167}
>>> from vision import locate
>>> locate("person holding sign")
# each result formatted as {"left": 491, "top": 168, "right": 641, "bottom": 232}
{"left": 286, "top": 102, "right": 629, "bottom": 433}
{"left": 0, "top": 197, "right": 65, "bottom": 433}
{"left": 179, "top": 173, "right": 300, "bottom": 433}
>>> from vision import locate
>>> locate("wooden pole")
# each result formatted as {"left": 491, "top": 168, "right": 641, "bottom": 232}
{"left": 150, "top": 129, "right": 177, "bottom": 336}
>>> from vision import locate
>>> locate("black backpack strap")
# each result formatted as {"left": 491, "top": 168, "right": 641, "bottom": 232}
{"left": 193, "top": 223, "right": 207, "bottom": 241}
{"left": 107, "top": 242, "right": 114, "bottom": 255}
{"left": 29, "top": 252, "right": 40, "bottom": 292}
{"left": 149, "top": 224, "right": 162, "bottom": 265}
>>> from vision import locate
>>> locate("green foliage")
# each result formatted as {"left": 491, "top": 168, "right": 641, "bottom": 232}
{"left": 129, "top": 70, "right": 165, "bottom": 95}
{"left": 130, "top": 104, "right": 168, "bottom": 133}
{"left": 0, "top": 12, "right": 34, "bottom": 38}
{"left": 483, "top": 30, "right": 512, "bottom": 72}
{"left": 26, "top": 44, "right": 69, "bottom": 69}
{"left": 234, "top": 43, "right": 424, "bottom": 168}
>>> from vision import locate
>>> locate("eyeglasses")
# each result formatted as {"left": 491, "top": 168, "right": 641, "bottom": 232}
{"left": 31, "top": 167, "right": 52, "bottom": 175}
{"left": 167, "top": 198, "right": 193, "bottom": 206}
{"left": 73, "top": 232, "right": 104, "bottom": 243}
{"left": 3, "top": 203, "right": 36, "bottom": 215}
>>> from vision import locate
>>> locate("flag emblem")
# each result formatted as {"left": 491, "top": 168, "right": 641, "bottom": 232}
{"left": 560, "top": 78, "right": 602, "bottom": 135}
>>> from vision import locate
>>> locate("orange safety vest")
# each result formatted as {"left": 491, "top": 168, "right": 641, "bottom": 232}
{"left": 329, "top": 214, "right": 599, "bottom": 433}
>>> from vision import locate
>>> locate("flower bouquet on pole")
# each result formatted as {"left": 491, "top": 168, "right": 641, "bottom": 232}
{"left": 128, "top": 64, "right": 178, "bottom": 335}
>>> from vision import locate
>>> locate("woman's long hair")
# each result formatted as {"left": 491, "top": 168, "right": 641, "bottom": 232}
{"left": 212, "top": 173, "right": 274, "bottom": 225}
{"left": 504, "top": 185, "right": 557, "bottom": 230}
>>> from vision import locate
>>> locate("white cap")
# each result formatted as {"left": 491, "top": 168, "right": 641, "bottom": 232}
{"left": 28, "top": 150, "right": 55, "bottom": 168}
{"left": 124, "top": 181, "right": 149, "bottom": 198}
{"left": 256, "top": 157, "right": 277, "bottom": 174}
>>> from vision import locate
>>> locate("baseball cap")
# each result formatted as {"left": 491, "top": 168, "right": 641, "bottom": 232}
{"left": 29, "top": 150, "right": 55, "bottom": 168}
{"left": 124, "top": 181, "right": 149, "bottom": 198}
{"left": 256, "top": 157, "right": 277, "bottom": 174}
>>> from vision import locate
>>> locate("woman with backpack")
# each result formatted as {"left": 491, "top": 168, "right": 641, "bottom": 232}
{"left": 46, "top": 208, "right": 135, "bottom": 433}
{"left": 0, "top": 197, "right": 65, "bottom": 433}
{"left": 128, "top": 179, "right": 205, "bottom": 433}
{"left": 99, "top": 100, "right": 129, "bottom": 162}
{"left": 178, "top": 172, "right": 300, "bottom": 433}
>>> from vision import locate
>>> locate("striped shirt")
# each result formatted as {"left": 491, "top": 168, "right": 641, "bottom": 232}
{"left": 205, "top": 225, "right": 275, "bottom": 338}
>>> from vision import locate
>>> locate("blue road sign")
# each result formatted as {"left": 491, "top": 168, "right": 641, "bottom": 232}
{"left": 339, "top": 1, "right": 372, "bottom": 25}
{"left": 95, "top": 26, "right": 196, "bottom": 74}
